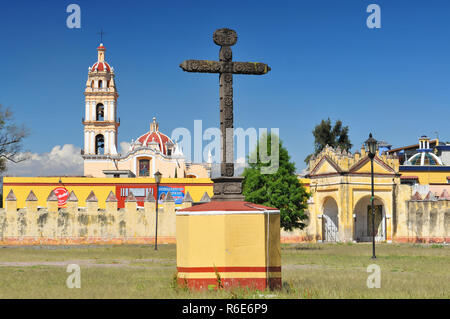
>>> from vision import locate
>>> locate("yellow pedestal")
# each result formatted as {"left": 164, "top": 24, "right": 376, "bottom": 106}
{"left": 176, "top": 201, "right": 281, "bottom": 290}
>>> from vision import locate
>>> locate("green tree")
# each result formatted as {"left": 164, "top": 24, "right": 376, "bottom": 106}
{"left": 242, "top": 133, "right": 309, "bottom": 231}
{"left": 0, "top": 105, "right": 28, "bottom": 172}
{"left": 304, "top": 118, "right": 352, "bottom": 165}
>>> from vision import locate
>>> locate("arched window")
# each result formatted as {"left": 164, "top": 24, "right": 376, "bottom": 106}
{"left": 96, "top": 104, "right": 104, "bottom": 121}
{"left": 95, "top": 134, "right": 105, "bottom": 155}
{"left": 91, "top": 80, "right": 94, "bottom": 88}
{"left": 139, "top": 159, "right": 150, "bottom": 176}
{"left": 98, "top": 80, "right": 103, "bottom": 88}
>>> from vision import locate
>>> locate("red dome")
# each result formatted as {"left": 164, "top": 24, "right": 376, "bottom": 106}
{"left": 134, "top": 119, "right": 174, "bottom": 155}
{"left": 91, "top": 61, "right": 111, "bottom": 72}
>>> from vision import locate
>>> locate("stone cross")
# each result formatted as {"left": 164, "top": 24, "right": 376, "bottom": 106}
{"left": 180, "top": 28, "right": 270, "bottom": 200}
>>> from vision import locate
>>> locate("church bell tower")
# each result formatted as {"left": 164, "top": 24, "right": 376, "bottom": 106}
{"left": 82, "top": 43, "right": 119, "bottom": 158}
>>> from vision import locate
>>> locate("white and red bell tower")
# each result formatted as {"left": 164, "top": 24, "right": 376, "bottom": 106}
{"left": 82, "top": 43, "right": 119, "bottom": 157}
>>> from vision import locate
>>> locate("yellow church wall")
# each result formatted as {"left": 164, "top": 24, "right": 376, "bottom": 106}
{"left": 84, "top": 160, "right": 117, "bottom": 177}
{"left": 3, "top": 177, "right": 213, "bottom": 209}
{"left": 406, "top": 171, "right": 450, "bottom": 185}
{"left": 85, "top": 149, "right": 207, "bottom": 180}
{"left": 186, "top": 164, "right": 210, "bottom": 179}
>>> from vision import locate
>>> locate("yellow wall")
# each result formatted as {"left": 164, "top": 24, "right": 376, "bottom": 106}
{"left": 298, "top": 177, "right": 310, "bottom": 193}
{"left": 3, "top": 177, "right": 213, "bottom": 209}
{"left": 407, "top": 171, "right": 450, "bottom": 185}
{"left": 0, "top": 194, "right": 185, "bottom": 245}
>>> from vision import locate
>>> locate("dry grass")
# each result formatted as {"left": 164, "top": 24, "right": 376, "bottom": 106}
{"left": 0, "top": 243, "right": 448, "bottom": 299}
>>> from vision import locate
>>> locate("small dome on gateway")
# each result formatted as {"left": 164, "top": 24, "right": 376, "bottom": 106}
{"left": 132, "top": 117, "right": 175, "bottom": 156}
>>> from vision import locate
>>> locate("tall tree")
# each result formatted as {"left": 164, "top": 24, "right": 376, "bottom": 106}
{"left": 0, "top": 105, "right": 28, "bottom": 172}
{"left": 243, "top": 133, "right": 309, "bottom": 231}
{"left": 304, "top": 118, "right": 352, "bottom": 165}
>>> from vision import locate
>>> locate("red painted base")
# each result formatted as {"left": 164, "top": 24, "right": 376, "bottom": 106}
{"left": 177, "top": 277, "right": 282, "bottom": 291}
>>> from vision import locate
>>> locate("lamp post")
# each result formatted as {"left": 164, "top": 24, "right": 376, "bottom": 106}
{"left": 365, "top": 133, "right": 378, "bottom": 259}
{"left": 154, "top": 170, "right": 162, "bottom": 251}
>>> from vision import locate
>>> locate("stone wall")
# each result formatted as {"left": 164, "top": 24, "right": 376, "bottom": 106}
{"left": 394, "top": 190, "right": 450, "bottom": 243}
{"left": 0, "top": 189, "right": 195, "bottom": 245}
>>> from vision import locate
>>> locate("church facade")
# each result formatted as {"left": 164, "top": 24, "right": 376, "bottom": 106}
{"left": 81, "top": 44, "right": 211, "bottom": 179}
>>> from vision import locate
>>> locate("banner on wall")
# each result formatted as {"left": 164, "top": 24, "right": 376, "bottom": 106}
{"left": 157, "top": 186, "right": 185, "bottom": 205}
{"left": 53, "top": 187, "right": 69, "bottom": 208}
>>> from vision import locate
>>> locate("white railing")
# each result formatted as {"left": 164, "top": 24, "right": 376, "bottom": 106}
{"left": 91, "top": 88, "right": 110, "bottom": 92}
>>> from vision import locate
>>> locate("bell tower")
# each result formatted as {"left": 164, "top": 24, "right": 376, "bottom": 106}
{"left": 82, "top": 43, "right": 119, "bottom": 157}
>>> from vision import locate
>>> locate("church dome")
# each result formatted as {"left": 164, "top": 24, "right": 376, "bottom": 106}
{"left": 405, "top": 135, "right": 443, "bottom": 166}
{"left": 132, "top": 117, "right": 174, "bottom": 156}
{"left": 89, "top": 44, "right": 113, "bottom": 73}
{"left": 91, "top": 61, "right": 111, "bottom": 72}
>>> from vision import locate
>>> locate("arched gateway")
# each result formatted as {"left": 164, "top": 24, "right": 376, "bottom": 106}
{"left": 305, "top": 145, "right": 399, "bottom": 243}
{"left": 353, "top": 195, "right": 386, "bottom": 242}
{"left": 322, "top": 197, "right": 339, "bottom": 242}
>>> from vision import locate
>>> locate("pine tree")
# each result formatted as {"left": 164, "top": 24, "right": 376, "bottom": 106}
{"left": 304, "top": 118, "right": 352, "bottom": 165}
{"left": 243, "top": 133, "right": 309, "bottom": 231}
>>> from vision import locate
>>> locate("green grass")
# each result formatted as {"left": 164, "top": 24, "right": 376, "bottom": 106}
{"left": 0, "top": 243, "right": 448, "bottom": 298}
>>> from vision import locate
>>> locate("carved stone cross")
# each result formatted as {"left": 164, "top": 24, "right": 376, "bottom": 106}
{"left": 180, "top": 28, "right": 271, "bottom": 201}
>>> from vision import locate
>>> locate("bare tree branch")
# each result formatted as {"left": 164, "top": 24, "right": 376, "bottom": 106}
{"left": 0, "top": 104, "right": 29, "bottom": 172}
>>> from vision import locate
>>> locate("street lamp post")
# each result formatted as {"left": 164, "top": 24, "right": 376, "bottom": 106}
{"left": 365, "top": 133, "right": 378, "bottom": 259}
{"left": 154, "top": 170, "right": 162, "bottom": 251}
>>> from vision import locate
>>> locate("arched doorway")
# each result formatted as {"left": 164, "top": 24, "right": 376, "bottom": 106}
{"left": 322, "top": 197, "right": 339, "bottom": 242}
{"left": 354, "top": 196, "right": 386, "bottom": 242}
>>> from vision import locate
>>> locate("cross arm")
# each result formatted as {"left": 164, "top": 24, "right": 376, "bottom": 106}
{"left": 180, "top": 60, "right": 271, "bottom": 75}
{"left": 232, "top": 62, "right": 271, "bottom": 75}
{"left": 179, "top": 60, "right": 221, "bottom": 73}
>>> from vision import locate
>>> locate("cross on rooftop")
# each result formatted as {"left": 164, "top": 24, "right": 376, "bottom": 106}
{"left": 97, "top": 28, "right": 106, "bottom": 43}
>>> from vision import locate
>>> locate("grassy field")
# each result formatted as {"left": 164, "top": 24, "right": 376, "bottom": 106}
{"left": 0, "top": 243, "right": 448, "bottom": 298}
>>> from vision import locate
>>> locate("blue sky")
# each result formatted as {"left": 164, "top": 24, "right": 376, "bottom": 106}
{"left": 1, "top": 0, "right": 450, "bottom": 174}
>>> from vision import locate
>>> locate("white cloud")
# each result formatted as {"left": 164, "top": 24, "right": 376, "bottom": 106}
{"left": 120, "top": 141, "right": 131, "bottom": 154}
{"left": 5, "top": 144, "right": 84, "bottom": 177}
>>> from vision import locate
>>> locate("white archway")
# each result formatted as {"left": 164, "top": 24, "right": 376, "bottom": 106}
{"left": 322, "top": 197, "right": 339, "bottom": 242}
{"left": 353, "top": 196, "right": 386, "bottom": 242}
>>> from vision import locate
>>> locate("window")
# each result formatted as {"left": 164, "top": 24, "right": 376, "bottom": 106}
{"left": 98, "top": 80, "right": 103, "bottom": 88}
{"left": 139, "top": 159, "right": 150, "bottom": 176}
{"left": 96, "top": 104, "right": 104, "bottom": 121}
{"left": 95, "top": 134, "right": 104, "bottom": 155}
